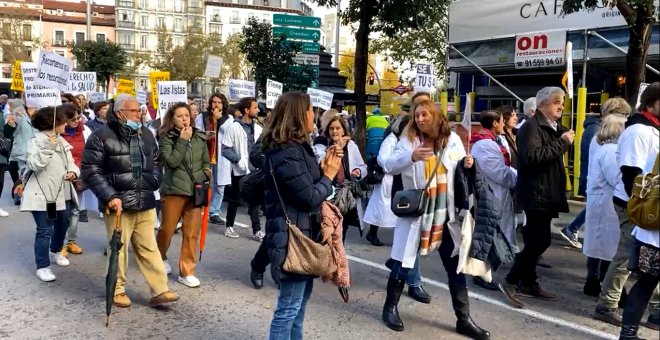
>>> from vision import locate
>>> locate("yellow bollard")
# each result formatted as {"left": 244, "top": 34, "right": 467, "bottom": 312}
{"left": 468, "top": 92, "right": 475, "bottom": 112}
{"left": 441, "top": 91, "right": 448, "bottom": 116}
{"left": 600, "top": 92, "right": 609, "bottom": 105}
{"left": 573, "top": 87, "right": 587, "bottom": 197}
{"left": 453, "top": 95, "right": 461, "bottom": 121}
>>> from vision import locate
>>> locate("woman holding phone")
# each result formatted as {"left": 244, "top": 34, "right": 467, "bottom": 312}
{"left": 157, "top": 102, "right": 211, "bottom": 288}
{"left": 21, "top": 106, "right": 79, "bottom": 282}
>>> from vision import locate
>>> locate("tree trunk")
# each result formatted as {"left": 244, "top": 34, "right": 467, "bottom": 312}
{"left": 352, "top": 2, "right": 371, "bottom": 154}
{"left": 623, "top": 6, "right": 653, "bottom": 108}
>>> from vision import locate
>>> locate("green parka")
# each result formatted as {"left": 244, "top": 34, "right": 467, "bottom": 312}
{"left": 159, "top": 128, "right": 211, "bottom": 197}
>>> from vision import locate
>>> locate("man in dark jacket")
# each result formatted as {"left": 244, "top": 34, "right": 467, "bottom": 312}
{"left": 499, "top": 87, "right": 575, "bottom": 308}
{"left": 82, "top": 93, "right": 178, "bottom": 308}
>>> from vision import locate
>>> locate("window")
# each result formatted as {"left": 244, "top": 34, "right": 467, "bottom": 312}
{"left": 140, "top": 16, "right": 148, "bottom": 28}
{"left": 281, "top": 0, "right": 287, "bottom": 8}
{"left": 191, "top": 82, "right": 199, "bottom": 94}
{"left": 231, "top": 11, "right": 240, "bottom": 24}
{"left": 2, "top": 22, "right": 10, "bottom": 36}
{"left": 138, "top": 0, "right": 148, "bottom": 9}
{"left": 118, "top": 9, "right": 134, "bottom": 23}
{"left": 56, "top": 50, "right": 65, "bottom": 57}
{"left": 75, "top": 32, "right": 85, "bottom": 44}
{"left": 189, "top": 0, "right": 201, "bottom": 8}
{"left": 209, "top": 23, "right": 221, "bottom": 36}
{"left": 118, "top": 0, "right": 134, "bottom": 7}
{"left": 119, "top": 33, "right": 132, "bottom": 44}
{"left": 139, "top": 35, "right": 148, "bottom": 50}
{"left": 96, "top": 33, "right": 106, "bottom": 42}
{"left": 22, "top": 24, "right": 31, "bottom": 41}
{"left": 173, "top": 36, "right": 183, "bottom": 47}
{"left": 158, "top": 17, "right": 166, "bottom": 28}
{"left": 211, "top": 9, "right": 221, "bottom": 22}
{"left": 158, "top": 0, "right": 166, "bottom": 10}
{"left": 262, "top": 14, "right": 270, "bottom": 23}
{"left": 174, "top": 0, "right": 183, "bottom": 12}
{"left": 175, "top": 18, "right": 183, "bottom": 32}
{"left": 53, "top": 30, "right": 65, "bottom": 45}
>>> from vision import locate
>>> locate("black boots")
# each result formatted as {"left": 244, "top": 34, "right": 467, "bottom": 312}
{"left": 619, "top": 324, "right": 644, "bottom": 340}
{"left": 457, "top": 317, "right": 491, "bottom": 340}
{"left": 450, "top": 284, "right": 490, "bottom": 340}
{"left": 366, "top": 225, "right": 384, "bottom": 246}
{"left": 408, "top": 285, "right": 431, "bottom": 304}
{"left": 382, "top": 277, "right": 405, "bottom": 331}
{"left": 583, "top": 276, "right": 601, "bottom": 297}
{"left": 250, "top": 270, "right": 264, "bottom": 289}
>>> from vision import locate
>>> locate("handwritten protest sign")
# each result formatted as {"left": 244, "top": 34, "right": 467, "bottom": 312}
{"left": 136, "top": 90, "right": 147, "bottom": 105}
{"left": 67, "top": 72, "right": 97, "bottom": 92}
{"left": 266, "top": 79, "right": 283, "bottom": 109}
{"left": 35, "top": 51, "right": 71, "bottom": 91}
{"left": 228, "top": 79, "right": 256, "bottom": 101}
{"left": 25, "top": 87, "right": 62, "bottom": 108}
{"left": 10, "top": 61, "right": 23, "bottom": 92}
{"left": 414, "top": 63, "right": 437, "bottom": 93}
{"left": 204, "top": 55, "right": 224, "bottom": 78}
{"left": 116, "top": 78, "right": 135, "bottom": 95}
{"left": 149, "top": 71, "right": 170, "bottom": 108}
{"left": 88, "top": 92, "right": 106, "bottom": 103}
{"left": 307, "top": 88, "right": 333, "bottom": 110}
{"left": 157, "top": 81, "right": 187, "bottom": 118}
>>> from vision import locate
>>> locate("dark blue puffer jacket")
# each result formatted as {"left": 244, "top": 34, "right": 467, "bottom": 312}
{"left": 263, "top": 140, "right": 333, "bottom": 284}
{"left": 578, "top": 116, "right": 601, "bottom": 196}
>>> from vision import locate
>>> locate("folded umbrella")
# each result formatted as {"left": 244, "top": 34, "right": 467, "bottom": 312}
{"left": 105, "top": 211, "right": 123, "bottom": 327}
{"left": 199, "top": 188, "right": 211, "bottom": 261}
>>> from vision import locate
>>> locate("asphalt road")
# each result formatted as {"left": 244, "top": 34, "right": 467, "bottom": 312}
{"left": 0, "top": 179, "right": 658, "bottom": 340}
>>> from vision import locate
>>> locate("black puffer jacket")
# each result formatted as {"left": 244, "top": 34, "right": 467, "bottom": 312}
{"left": 455, "top": 159, "right": 514, "bottom": 271}
{"left": 264, "top": 141, "right": 333, "bottom": 284}
{"left": 516, "top": 111, "right": 570, "bottom": 213}
{"left": 81, "top": 109, "right": 162, "bottom": 212}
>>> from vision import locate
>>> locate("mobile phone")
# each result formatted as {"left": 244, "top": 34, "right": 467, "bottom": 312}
{"left": 46, "top": 202, "right": 57, "bottom": 220}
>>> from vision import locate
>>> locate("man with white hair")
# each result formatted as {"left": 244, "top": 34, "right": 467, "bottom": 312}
{"left": 82, "top": 94, "right": 178, "bottom": 308}
{"left": 499, "top": 87, "right": 575, "bottom": 308}
{"left": 516, "top": 97, "right": 536, "bottom": 128}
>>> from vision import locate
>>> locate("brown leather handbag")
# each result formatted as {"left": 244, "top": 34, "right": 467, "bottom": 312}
{"left": 269, "top": 160, "right": 337, "bottom": 277}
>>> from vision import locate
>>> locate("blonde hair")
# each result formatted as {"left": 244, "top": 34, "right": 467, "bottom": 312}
{"left": 405, "top": 99, "right": 450, "bottom": 151}
{"left": 596, "top": 114, "right": 627, "bottom": 145}
{"left": 601, "top": 98, "right": 632, "bottom": 117}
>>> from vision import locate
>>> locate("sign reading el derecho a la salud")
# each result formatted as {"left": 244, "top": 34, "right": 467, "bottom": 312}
{"left": 157, "top": 81, "right": 187, "bottom": 118}
{"left": 66, "top": 72, "right": 97, "bottom": 92}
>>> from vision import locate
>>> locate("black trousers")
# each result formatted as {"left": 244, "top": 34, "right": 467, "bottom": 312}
{"left": 0, "top": 163, "right": 6, "bottom": 199}
{"left": 622, "top": 272, "right": 660, "bottom": 326}
{"left": 251, "top": 240, "right": 269, "bottom": 274}
{"left": 506, "top": 209, "right": 554, "bottom": 287}
{"left": 225, "top": 173, "right": 261, "bottom": 233}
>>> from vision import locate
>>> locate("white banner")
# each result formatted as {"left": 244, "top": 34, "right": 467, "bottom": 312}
{"left": 136, "top": 90, "right": 148, "bottom": 105}
{"left": 228, "top": 79, "right": 256, "bottom": 100}
{"left": 307, "top": 88, "right": 333, "bottom": 110}
{"left": 514, "top": 30, "right": 566, "bottom": 69}
{"left": 448, "top": 0, "right": 637, "bottom": 43}
{"left": 88, "top": 92, "right": 106, "bottom": 103}
{"left": 25, "top": 87, "right": 62, "bottom": 109}
{"left": 66, "top": 72, "right": 97, "bottom": 92}
{"left": 20, "top": 62, "right": 39, "bottom": 92}
{"left": 414, "top": 63, "right": 437, "bottom": 93}
{"left": 204, "top": 55, "right": 224, "bottom": 78}
{"left": 35, "top": 51, "right": 71, "bottom": 91}
{"left": 563, "top": 41, "right": 574, "bottom": 99}
{"left": 157, "top": 81, "right": 188, "bottom": 118}
{"left": 266, "top": 79, "right": 283, "bottom": 109}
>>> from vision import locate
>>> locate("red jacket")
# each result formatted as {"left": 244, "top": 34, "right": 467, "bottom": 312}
{"left": 62, "top": 124, "right": 86, "bottom": 167}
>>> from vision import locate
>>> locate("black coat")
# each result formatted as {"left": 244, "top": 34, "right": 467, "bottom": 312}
{"left": 81, "top": 110, "right": 162, "bottom": 212}
{"left": 516, "top": 112, "right": 570, "bottom": 214}
{"left": 263, "top": 140, "right": 333, "bottom": 284}
{"left": 455, "top": 160, "right": 514, "bottom": 271}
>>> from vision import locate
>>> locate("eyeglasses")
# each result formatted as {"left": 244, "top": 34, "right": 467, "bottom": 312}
{"left": 120, "top": 109, "right": 140, "bottom": 114}
{"left": 69, "top": 115, "right": 81, "bottom": 122}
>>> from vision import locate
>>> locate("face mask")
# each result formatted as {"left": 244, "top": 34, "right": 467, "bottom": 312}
{"left": 126, "top": 120, "right": 142, "bottom": 130}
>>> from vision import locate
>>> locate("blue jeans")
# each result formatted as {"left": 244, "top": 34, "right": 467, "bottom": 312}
{"left": 210, "top": 165, "right": 225, "bottom": 217}
{"left": 32, "top": 209, "right": 69, "bottom": 269}
{"left": 67, "top": 200, "right": 80, "bottom": 242}
{"left": 566, "top": 207, "right": 586, "bottom": 234}
{"left": 390, "top": 255, "right": 422, "bottom": 286}
{"left": 269, "top": 278, "right": 314, "bottom": 340}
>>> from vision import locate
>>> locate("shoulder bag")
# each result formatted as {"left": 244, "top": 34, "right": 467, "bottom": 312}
{"left": 269, "top": 159, "right": 337, "bottom": 277}
{"left": 628, "top": 153, "right": 660, "bottom": 231}
{"left": 391, "top": 153, "right": 443, "bottom": 217}
{"left": 182, "top": 139, "right": 210, "bottom": 207}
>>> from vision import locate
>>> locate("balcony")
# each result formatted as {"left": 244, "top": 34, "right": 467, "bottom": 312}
{"left": 187, "top": 6, "right": 203, "bottom": 14}
{"left": 120, "top": 43, "right": 135, "bottom": 51}
{"left": 118, "top": 0, "right": 135, "bottom": 8}
{"left": 117, "top": 21, "right": 136, "bottom": 29}
{"left": 210, "top": 14, "right": 221, "bottom": 23}
{"left": 52, "top": 39, "right": 66, "bottom": 47}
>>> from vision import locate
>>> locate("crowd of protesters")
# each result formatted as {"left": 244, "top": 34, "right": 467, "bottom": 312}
{"left": 0, "top": 82, "right": 657, "bottom": 340}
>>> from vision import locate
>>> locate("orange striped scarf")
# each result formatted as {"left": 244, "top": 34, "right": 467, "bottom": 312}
{"left": 419, "top": 156, "right": 447, "bottom": 256}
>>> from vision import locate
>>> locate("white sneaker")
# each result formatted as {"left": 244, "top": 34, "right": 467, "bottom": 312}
{"left": 163, "top": 260, "right": 172, "bottom": 275}
{"left": 176, "top": 221, "right": 183, "bottom": 231}
{"left": 178, "top": 275, "right": 201, "bottom": 288}
{"left": 36, "top": 267, "right": 56, "bottom": 282}
{"left": 50, "top": 252, "right": 70, "bottom": 266}
{"left": 224, "top": 227, "right": 240, "bottom": 239}
{"left": 0, "top": 208, "right": 9, "bottom": 217}
{"left": 253, "top": 230, "right": 266, "bottom": 241}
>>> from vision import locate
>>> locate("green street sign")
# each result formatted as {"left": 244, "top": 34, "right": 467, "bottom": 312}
{"left": 287, "top": 42, "right": 319, "bottom": 54}
{"left": 273, "top": 14, "right": 322, "bottom": 28}
{"left": 273, "top": 26, "right": 321, "bottom": 42}
{"left": 289, "top": 66, "right": 320, "bottom": 79}
{"left": 310, "top": 79, "right": 319, "bottom": 89}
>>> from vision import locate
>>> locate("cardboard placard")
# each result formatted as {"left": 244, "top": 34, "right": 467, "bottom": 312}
{"left": 157, "top": 81, "right": 187, "bottom": 118}
{"left": 228, "top": 79, "right": 256, "bottom": 100}
{"left": 204, "top": 55, "right": 224, "bottom": 78}
{"left": 136, "top": 90, "right": 148, "bottom": 105}
{"left": 414, "top": 63, "right": 437, "bottom": 93}
{"left": 116, "top": 78, "right": 135, "bottom": 96}
{"left": 35, "top": 51, "right": 71, "bottom": 91}
{"left": 149, "top": 71, "right": 170, "bottom": 108}
{"left": 307, "top": 88, "right": 333, "bottom": 110}
{"left": 66, "top": 72, "right": 97, "bottom": 92}
{"left": 266, "top": 79, "right": 283, "bottom": 109}
{"left": 25, "top": 88, "right": 62, "bottom": 109}
{"left": 88, "top": 92, "right": 107, "bottom": 103}
{"left": 10, "top": 61, "right": 23, "bottom": 92}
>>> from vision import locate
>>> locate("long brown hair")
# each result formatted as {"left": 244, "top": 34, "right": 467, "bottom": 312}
{"left": 159, "top": 102, "right": 191, "bottom": 137}
{"left": 262, "top": 91, "right": 311, "bottom": 150}
{"left": 323, "top": 116, "right": 349, "bottom": 141}
{"left": 405, "top": 99, "right": 451, "bottom": 151}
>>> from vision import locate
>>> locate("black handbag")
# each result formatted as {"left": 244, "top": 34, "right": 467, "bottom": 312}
{"left": 239, "top": 168, "right": 264, "bottom": 205}
{"left": 364, "top": 157, "right": 385, "bottom": 185}
{"left": 391, "top": 154, "right": 443, "bottom": 217}
{"left": 0, "top": 136, "right": 11, "bottom": 158}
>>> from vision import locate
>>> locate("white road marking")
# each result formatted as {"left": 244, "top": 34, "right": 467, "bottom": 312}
{"left": 347, "top": 255, "right": 618, "bottom": 340}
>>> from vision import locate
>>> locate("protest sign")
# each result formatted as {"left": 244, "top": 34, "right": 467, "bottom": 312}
{"left": 25, "top": 88, "right": 62, "bottom": 108}
{"left": 204, "top": 55, "right": 224, "bottom": 78}
{"left": 10, "top": 61, "right": 23, "bottom": 92}
{"left": 414, "top": 63, "right": 437, "bottom": 93}
{"left": 157, "top": 81, "right": 187, "bottom": 118}
{"left": 228, "top": 79, "right": 256, "bottom": 100}
{"left": 35, "top": 51, "right": 71, "bottom": 91}
{"left": 149, "top": 71, "right": 170, "bottom": 108}
{"left": 67, "top": 72, "right": 97, "bottom": 92}
{"left": 136, "top": 90, "right": 148, "bottom": 105}
{"left": 88, "top": 92, "right": 106, "bottom": 103}
{"left": 20, "top": 62, "right": 40, "bottom": 92}
{"left": 266, "top": 79, "right": 283, "bottom": 109}
{"left": 307, "top": 88, "right": 333, "bottom": 110}
{"left": 116, "top": 78, "right": 135, "bottom": 95}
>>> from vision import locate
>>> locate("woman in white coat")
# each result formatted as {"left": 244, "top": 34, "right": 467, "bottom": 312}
{"left": 470, "top": 110, "right": 517, "bottom": 291}
{"left": 21, "top": 107, "right": 80, "bottom": 282}
{"left": 314, "top": 116, "right": 367, "bottom": 243}
{"left": 380, "top": 99, "right": 489, "bottom": 340}
{"left": 582, "top": 114, "right": 627, "bottom": 294}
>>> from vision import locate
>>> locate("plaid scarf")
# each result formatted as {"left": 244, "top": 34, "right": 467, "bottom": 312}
{"left": 419, "top": 155, "right": 448, "bottom": 256}
{"left": 129, "top": 130, "right": 144, "bottom": 179}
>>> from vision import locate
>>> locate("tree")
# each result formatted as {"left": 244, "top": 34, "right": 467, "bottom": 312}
{"left": 308, "top": 0, "right": 450, "bottom": 151}
{"left": 208, "top": 32, "right": 250, "bottom": 87}
{"left": 0, "top": 13, "right": 41, "bottom": 64}
{"left": 170, "top": 27, "right": 212, "bottom": 83}
{"left": 149, "top": 24, "right": 174, "bottom": 72}
{"left": 239, "top": 17, "right": 315, "bottom": 96}
{"left": 68, "top": 39, "right": 129, "bottom": 91}
{"left": 562, "top": 0, "right": 657, "bottom": 106}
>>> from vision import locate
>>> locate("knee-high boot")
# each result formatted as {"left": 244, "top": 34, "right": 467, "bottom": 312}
{"left": 382, "top": 277, "right": 405, "bottom": 331}
{"left": 449, "top": 283, "right": 491, "bottom": 340}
